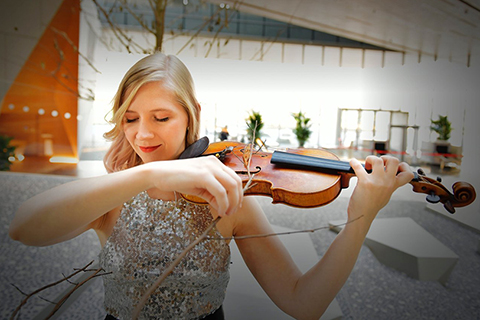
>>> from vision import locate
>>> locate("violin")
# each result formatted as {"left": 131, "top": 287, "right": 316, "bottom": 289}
{"left": 179, "top": 137, "right": 476, "bottom": 213}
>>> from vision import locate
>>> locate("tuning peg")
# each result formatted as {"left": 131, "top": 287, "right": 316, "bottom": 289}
{"left": 426, "top": 191, "right": 441, "bottom": 204}
{"left": 436, "top": 176, "right": 442, "bottom": 183}
{"left": 444, "top": 201, "right": 455, "bottom": 214}
{"left": 417, "top": 168, "right": 426, "bottom": 176}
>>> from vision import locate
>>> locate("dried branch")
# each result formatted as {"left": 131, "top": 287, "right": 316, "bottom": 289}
{"left": 10, "top": 261, "right": 96, "bottom": 320}
{"left": 49, "top": 38, "right": 95, "bottom": 101}
{"left": 91, "top": 0, "right": 147, "bottom": 53}
{"left": 82, "top": 10, "right": 113, "bottom": 50}
{"left": 204, "top": 22, "right": 225, "bottom": 58}
{"left": 43, "top": 267, "right": 107, "bottom": 319}
{"left": 204, "top": 8, "right": 240, "bottom": 58}
{"left": 50, "top": 27, "right": 101, "bottom": 74}
{"left": 134, "top": 129, "right": 258, "bottom": 318}
{"left": 207, "top": 216, "right": 364, "bottom": 241}
{"left": 119, "top": 0, "right": 156, "bottom": 35}
{"left": 253, "top": 26, "right": 288, "bottom": 61}
{"left": 153, "top": 0, "right": 168, "bottom": 51}
{"left": 148, "top": 0, "right": 159, "bottom": 21}
{"left": 176, "top": 6, "right": 222, "bottom": 55}
{"left": 132, "top": 217, "right": 221, "bottom": 319}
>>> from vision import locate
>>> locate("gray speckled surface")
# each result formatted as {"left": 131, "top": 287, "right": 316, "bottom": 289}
{"left": 1, "top": 171, "right": 479, "bottom": 319}
{"left": 0, "top": 172, "right": 105, "bottom": 320}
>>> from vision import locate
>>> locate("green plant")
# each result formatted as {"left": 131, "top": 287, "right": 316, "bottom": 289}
{"left": 292, "top": 111, "right": 312, "bottom": 147}
{"left": 246, "top": 110, "right": 264, "bottom": 142}
{"left": 430, "top": 115, "right": 452, "bottom": 141}
{"left": 0, "top": 135, "right": 16, "bottom": 171}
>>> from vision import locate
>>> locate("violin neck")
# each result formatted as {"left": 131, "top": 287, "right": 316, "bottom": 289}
{"left": 271, "top": 151, "right": 355, "bottom": 174}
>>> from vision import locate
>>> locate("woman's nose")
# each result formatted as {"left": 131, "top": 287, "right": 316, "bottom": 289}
{"left": 136, "top": 121, "right": 155, "bottom": 139}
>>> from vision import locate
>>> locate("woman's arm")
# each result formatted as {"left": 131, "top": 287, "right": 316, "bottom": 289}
{"left": 9, "top": 164, "right": 154, "bottom": 246}
{"left": 234, "top": 156, "right": 414, "bottom": 320}
{"left": 9, "top": 156, "right": 243, "bottom": 247}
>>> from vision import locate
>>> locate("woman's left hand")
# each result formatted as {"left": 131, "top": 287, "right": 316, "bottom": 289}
{"left": 348, "top": 155, "right": 414, "bottom": 230}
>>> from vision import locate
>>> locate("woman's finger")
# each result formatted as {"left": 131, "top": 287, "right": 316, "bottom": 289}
{"left": 381, "top": 156, "right": 400, "bottom": 177}
{"left": 203, "top": 161, "right": 243, "bottom": 216}
{"left": 395, "top": 162, "right": 415, "bottom": 187}
{"left": 350, "top": 158, "right": 368, "bottom": 179}
{"left": 366, "top": 155, "right": 385, "bottom": 174}
{"left": 201, "top": 174, "right": 231, "bottom": 216}
{"left": 221, "top": 165, "right": 244, "bottom": 214}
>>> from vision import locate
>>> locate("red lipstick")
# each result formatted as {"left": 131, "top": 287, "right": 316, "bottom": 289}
{"left": 139, "top": 145, "right": 160, "bottom": 153}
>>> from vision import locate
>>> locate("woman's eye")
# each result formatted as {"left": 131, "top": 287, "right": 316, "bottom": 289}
{"left": 156, "top": 117, "right": 169, "bottom": 122}
{"left": 125, "top": 118, "right": 137, "bottom": 123}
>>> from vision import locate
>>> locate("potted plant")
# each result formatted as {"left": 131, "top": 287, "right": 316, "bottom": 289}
{"left": 430, "top": 115, "right": 452, "bottom": 153}
{"left": 246, "top": 110, "right": 264, "bottom": 143}
{"left": 0, "top": 134, "right": 16, "bottom": 171}
{"left": 292, "top": 111, "right": 312, "bottom": 147}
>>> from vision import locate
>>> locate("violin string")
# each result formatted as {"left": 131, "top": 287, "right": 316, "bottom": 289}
{"left": 205, "top": 215, "right": 364, "bottom": 241}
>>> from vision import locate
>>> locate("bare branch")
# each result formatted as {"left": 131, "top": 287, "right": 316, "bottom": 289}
{"left": 204, "top": 23, "right": 225, "bottom": 58}
{"left": 44, "top": 267, "right": 105, "bottom": 319}
{"left": 148, "top": 0, "right": 158, "bottom": 20}
{"left": 133, "top": 123, "right": 260, "bottom": 318}
{"left": 176, "top": 6, "right": 222, "bottom": 55}
{"left": 91, "top": 0, "right": 147, "bottom": 53}
{"left": 208, "top": 216, "right": 364, "bottom": 241}
{"left": 51, "top": 27, "right": 101, "bottom": 74}
{"left": 133, "top": 217, "right": 222, "bottom": 319}
{"left": 253, "top": 26, "right": 287, "bottom": 61}
{"left": 153, "top": 0, "right": 168, "bottom": 51}
{"left": 10, "top": 261, "right": 95, "bottom": 320}
{"left": 119, "top": 0, "right": 156, "bottom": 35}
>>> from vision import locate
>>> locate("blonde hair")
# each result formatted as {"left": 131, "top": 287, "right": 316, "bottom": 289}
{"left": 103, "top": 53, "right": 200, "bottom": 173}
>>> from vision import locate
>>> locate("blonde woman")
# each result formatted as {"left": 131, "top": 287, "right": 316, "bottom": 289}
{"left": 9, "top": 53, "right": 414, "bottom": 320}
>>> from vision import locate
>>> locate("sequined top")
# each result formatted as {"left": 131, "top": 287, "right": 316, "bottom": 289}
{"left": 99, "top": 191, "right": 231, "bottom": 319}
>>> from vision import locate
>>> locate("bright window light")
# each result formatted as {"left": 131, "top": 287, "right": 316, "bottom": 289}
{"left": 49, "top": 156, "right": 79, "bottom": 164}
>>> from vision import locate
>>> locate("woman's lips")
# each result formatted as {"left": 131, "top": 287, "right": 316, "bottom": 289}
{"left": 139, "top": 145, "right": 161, "bottom": 153}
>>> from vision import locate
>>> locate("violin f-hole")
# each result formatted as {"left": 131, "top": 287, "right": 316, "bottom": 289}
{"left": 235, "top": 166, "right": 262, "bottom": 175}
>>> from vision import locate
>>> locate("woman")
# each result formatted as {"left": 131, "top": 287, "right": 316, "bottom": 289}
{"left": 9, "top": 53, "right": 414, "bottom": 320}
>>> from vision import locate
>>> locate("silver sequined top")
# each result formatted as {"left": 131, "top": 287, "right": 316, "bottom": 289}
{"left": 99, "top": 191, "right": 231, "bottom": 319}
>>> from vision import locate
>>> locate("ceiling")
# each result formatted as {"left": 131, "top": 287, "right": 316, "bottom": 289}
{"left": 207, "top": 0, "right": 480, "bottom": 66}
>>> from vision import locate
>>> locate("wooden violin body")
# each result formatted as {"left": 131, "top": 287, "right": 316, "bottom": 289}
{"left": 180, "top": 138, "right": 476, "bottom": 213}
{"left": 203, "top": 141, "right": 350, "bottom": 208}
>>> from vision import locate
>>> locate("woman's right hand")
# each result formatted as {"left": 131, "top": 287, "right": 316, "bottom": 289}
{"left": 145, "top": 156, "right": 244, "bottom": 217}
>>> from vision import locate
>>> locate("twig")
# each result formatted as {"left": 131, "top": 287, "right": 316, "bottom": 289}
{"left": 132, "top": 217, "right": 222, "bottom": 320}
{"left": 133, "top": 132, "right": 258, "bottom": 318}
{"left": 176, "top": 7, "right": 222, "bottom": 55}
{"left": 204, "top": 9, "right": 240, "bottom": 59}
{"left": 50, "top": 27, "right": 101, "bottom": 74}
{"left": 119, "top": 0, "right": 156, "bottom": 35}
{"left": 207, "top": 216, "right": 364, "bottom": 241}
{"left": 91, "top": 0, "right": 147, "bottom": 53}
{"left": 10, "top": 261, "right": 95, "bottom": 320}
{"left": 43, "top": 268, "right": 106, "bottom": 319}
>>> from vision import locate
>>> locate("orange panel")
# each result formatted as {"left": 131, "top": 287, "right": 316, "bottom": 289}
{"left": 0, "top": 0, "right": 80, "bottom": 158}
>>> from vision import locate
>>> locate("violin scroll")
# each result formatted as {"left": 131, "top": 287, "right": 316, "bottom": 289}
{"left": 410, "top": 169, "right": 476, "bottom": 213}
{"left": 452, "top": 181, "right": 477, "bottom": 207}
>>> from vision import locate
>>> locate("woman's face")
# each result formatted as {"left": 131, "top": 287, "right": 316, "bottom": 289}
{"left": 123, "top": 81, "right": 189, "bottom": 163}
